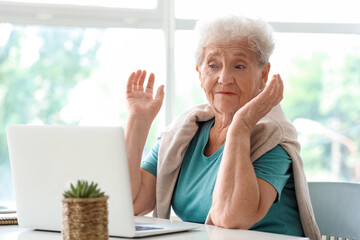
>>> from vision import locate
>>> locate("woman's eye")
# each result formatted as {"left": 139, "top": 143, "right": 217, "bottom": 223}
{"left": 235, "top": 65, "right": 245, "bottom": 69}
{"left": 209, "top": 64, "right": 217, "bottom": 68}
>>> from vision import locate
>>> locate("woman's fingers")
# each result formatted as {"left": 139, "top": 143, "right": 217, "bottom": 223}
{"left": 272, "top": 74, "right": 283, "bottom": 104}
{"left": 132, "top": 70, "right": 142, "bottom": 91}
{"left": 145, "top": 73, "right": 155, "bottom": 95}
{"left": 137, "top": 70, "right": 147, "bottom": 91}
{"left": 128, "top": 70, "right": 147, "bottom": 92}
{"left": 263, "top": 74, "right": 283, "bottom": 105}
{"left": 126, "top": 71, "right": 135, "bottom": 94}
{"left": 127, "top": 70, "right": 160, "bottom": 98}
{"left": 154, "top": 85, "right": 165, "bottom": 109}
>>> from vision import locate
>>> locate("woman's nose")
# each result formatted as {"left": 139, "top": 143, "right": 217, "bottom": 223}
{"left": 217, "top": 68, "right": 234, "bottom": 85}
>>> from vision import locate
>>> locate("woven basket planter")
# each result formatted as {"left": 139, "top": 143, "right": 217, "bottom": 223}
{"left": 62, "top": 196, "right": 109, "bottom": 240}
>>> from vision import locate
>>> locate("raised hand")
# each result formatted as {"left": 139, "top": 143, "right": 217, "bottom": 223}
{"left": 126, "top": 70, "right": 165, "bottom": 123}
{"left": 229, "top": 74, "right": 284, "bottom": 136}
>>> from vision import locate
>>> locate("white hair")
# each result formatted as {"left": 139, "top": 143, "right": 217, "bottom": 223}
{"left": 194, "top": 15, "right": 275, "bottom": 66}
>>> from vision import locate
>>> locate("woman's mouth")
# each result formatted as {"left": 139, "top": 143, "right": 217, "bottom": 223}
{"left": 216, "top": 91, "right": 236, "bottom": 95}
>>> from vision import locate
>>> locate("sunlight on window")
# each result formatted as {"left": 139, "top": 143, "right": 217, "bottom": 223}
{"left": 0, "top": 23, "right": 12, "bottom": 46}
{"left": 272, "top": 33, "right": 360, "bottom": 182}
{"left": 61, "top": 28, "right": 165, "bottom": 127}
{"left": 19, "top": 28, "right": 42, "bottom": 67}
{"left": 174, "top": 30, "right": 207, "bottom": 116}
{"left": 0, "top": 25, "right": 165, "bottom": 209}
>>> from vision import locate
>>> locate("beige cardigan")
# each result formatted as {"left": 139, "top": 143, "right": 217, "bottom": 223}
{"left": 153, "top": 104, "right": 320, "bottom": 240}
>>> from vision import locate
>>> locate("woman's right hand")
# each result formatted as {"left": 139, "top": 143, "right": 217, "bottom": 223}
{"left": 125, "top": 70, "right": 162, "bottom": 210}
{"left": 126, "top": 70, "right": 165, "bottom": 123}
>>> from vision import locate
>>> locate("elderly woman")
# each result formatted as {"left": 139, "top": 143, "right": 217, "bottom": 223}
{"left": 125, "top": 15, "right": 320, "bottom": 239}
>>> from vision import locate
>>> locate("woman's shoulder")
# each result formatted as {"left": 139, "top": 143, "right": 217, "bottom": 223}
{"left": 250, "top": 105, "right": 299, "bottom": 162}
{"left": 253, "top": 105, "right": 297, "bottom": 139}
{"left": 159, "top": 104, "right": 214, "bottom": 136}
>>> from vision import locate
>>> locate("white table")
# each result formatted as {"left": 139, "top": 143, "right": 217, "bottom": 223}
{"left": 0, "top": 224, "right": 309, "bottom": 240}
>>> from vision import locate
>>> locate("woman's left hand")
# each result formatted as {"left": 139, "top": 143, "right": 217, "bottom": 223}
{"left": 229, "top": 74, "right": 284, "bottom": 136}
{"left": 210, "top": 74, "right": 283, "bottom": 229}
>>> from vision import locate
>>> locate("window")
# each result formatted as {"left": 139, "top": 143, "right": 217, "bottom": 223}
{"left": 174, "top": 30, "right": 206, "bottom": 116}
{"left": 274, "top": 33, "right": 360, "bottom": 181}
{"left": 0, "top": 17, "right": 165, "bottom": 210}
{"left": 1, "top": 0, "right": 359, "bottom": 210}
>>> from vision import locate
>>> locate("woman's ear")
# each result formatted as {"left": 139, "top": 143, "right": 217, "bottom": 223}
{"left": 196, "top": 65, "right": 206, "bottom": 88}
{"left": 259, "top": 62, "right": 271, "bottom": 89}
{"left": 196, "top": 65, "right": 203, "bottom": 83}
{"left": 196, "top": 65, "right": 201, "bottom": 78}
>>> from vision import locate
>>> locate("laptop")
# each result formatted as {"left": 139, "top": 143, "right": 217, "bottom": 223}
{"left": 6, "top": 125, "right": 199, "bottom": 238}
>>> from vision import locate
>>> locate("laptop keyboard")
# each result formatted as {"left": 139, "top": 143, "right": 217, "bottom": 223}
{"left": 136, "top": 225, "right": 164, "bottom": 231}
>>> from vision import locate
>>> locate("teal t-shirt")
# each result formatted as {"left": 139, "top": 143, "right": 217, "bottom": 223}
{"left": 141, "top": 118, "right": 304, "bottom": 237}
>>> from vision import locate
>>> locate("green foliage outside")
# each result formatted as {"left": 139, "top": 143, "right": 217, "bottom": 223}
{"left": 282, "top": 51, "right": 360, "bottom": 182}
{"left": 0, "top": 25, "right": 101, "bottom": 206}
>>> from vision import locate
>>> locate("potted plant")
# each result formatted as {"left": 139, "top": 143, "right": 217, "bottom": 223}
{"left": 62, "top": 180, "right": 109, "bottom": 240}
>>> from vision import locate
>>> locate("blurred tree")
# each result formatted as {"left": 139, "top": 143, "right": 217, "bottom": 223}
{"left": 282, "top": 52, "right": 329, "bottom": 179}
{"left": 283, "top": 52, "right": 327, "bottom": 121}
{"left": 322, "top": 54, "right": 360, "bottom": 181}
{"left": 0, "top": 25, "right": 100, "bottom": 205}
{"left": 282, "top": 51, "right": 360, "bottom": 182}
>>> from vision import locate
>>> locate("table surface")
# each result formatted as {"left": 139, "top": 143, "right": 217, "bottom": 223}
{"left": 0, "top": 224, "right": 309, "bottom": 240}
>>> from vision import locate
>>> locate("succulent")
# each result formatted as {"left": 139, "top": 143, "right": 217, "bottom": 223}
{"left": 63, "top": 180, "right": 105, "bottom": 198}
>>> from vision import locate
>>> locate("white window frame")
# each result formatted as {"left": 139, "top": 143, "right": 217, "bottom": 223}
{"left": 1, "top": 0, "right": 360, "bottom": 125}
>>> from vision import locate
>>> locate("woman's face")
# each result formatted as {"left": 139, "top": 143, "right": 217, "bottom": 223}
{"left": 197, "top": 40, "right": 270, "bottom": 114}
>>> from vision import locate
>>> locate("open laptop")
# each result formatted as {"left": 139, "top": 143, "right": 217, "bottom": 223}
{"left": 6, "top": 125, "right": 199, "bottom": 238}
